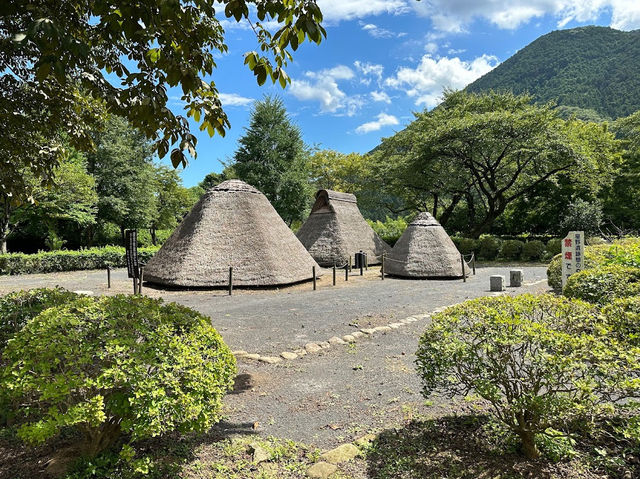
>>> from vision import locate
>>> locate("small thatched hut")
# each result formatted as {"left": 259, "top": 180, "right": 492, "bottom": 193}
{"left": 386, "top": 212, "right": 466, "bottom": 278}
{"left": 296, "top": 189, "right": 391, "bottom": 267}
{"left": 144, "top": 180, "right": 320, "bottom": 287}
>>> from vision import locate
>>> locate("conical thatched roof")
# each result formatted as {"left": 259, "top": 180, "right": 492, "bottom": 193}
{"left": 386, "top": 212, "right": 465, "bottom": 278}
{"left": 296, "top": 189, "right": 391, "bottom": 267}
{"left": 144, "top": 180, "right": 320, "bottom": 287}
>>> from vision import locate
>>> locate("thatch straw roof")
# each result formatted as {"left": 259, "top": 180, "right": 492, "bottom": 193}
{"left": 296, "top": 189, "right": 391, "bottom": 267}
{"left": 386, "top": 212, "right": 465, "bottom": 278}
{"left": 144, "top": 180, "right": 320, "bottom": 287}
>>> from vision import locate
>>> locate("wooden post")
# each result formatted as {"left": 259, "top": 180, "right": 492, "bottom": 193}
{"left": 333, "top": 265, "right": 336, "bottom": 286}
{"left": 228, "top": 266, "right": 233, "bottom": 296}
{"left": 132, "top": 277, "right": 138, "bottom": 295}
{"left": 138, "top": 266, "right": 144, "bottom": 295}
{"left": 312, "top": 266, "right": 317, "bottom": 291}
{"left": 381, "top": 254, "right": 385, "bottom": 280}
{"left": 472, "top": 253, "right": 476, "bottom": 275}
{"left": 349, "top": 255, "right": 352, "bottom": 272}
{"left": 365, "top": 253, "right": 368, "bottom": 271}
{"left": 461, "top": 254, "right": 466, "bottom": 282}
{"left": 359, "top": 252, "right": 364, "bottom": 276}
{"left": 345, "top": 263, "right": 349, "bottom": 282}
{"left": 107, "top": 266, "right": 111, "bottom": 289}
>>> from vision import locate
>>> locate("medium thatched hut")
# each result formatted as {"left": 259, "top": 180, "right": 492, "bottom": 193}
{"left": 144, "top": 180, "right": 320, "bottom": 287}
{"left": 386, "top": 212, "right": 466, "bottom": 278}
{"left": 296, "top": 189, "right": 391, "bottom": 267}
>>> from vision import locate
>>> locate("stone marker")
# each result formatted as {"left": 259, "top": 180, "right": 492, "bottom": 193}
{"left": 490, "top": 275, "right": 505, "bottom": 292}
{"left": 307, "top": 462, "right": 337, "bottom": 478}
{"left": 510, "top": 269, "right": 524, "bottom": 287}
{"left": 320, "top": 443, "right": 360, "bottom": 464}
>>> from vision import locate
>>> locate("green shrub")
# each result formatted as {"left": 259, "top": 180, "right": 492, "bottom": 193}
{"left": 498, "top": 239, "right": 524, "bottom": 260}
{"left": 564, "top": 266, "right": 640, "bottom": 305}
{"left": 452, "top": 237, "right": 477, "bottom": 256}
{"left": 1, "top": 294, "right": 236, "bottom": 458}
{"left": 477, "top": 235, "right": 501, "bottom": 260}
{"left": 601, "top": 297, "right": 640, "bottom": 347}
{"left": 416, "top": 294, "right": 632, "bottom": 459}
{"left": 0, "top": 288, "right": 78, "bottom": 353}
{"left": 0, "top": 246, "right": 159, "bottom": 275}
{"left": 368, "top": 216, "right": 408, "bottom": 246}
{"left": 521, "top": 240, "right": 546, "bottom": 261}
{"left": 546, "top": 238, "right": 562, "bottom": 255}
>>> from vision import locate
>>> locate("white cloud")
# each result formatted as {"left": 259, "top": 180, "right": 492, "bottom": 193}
{"left": 385, "top": 54, "right": 499, "bottom": 108}
{"left": 290, "top": 65, "right": 362, "bottom": 115}
{"left": 360, "top": 22, "right": 405, "bottom": 38}
{"left": 356, "top": 113, "right": 399, "bottom": 134}
{"left": 353, "top": 61, "right": 384, "bottom": 86}
{"left": 371, "top": 91, "right": 391, "bottom": 103}
{"left": 317, "top": 0, "right": 410, "bottom": 22}
{"left": 424, "top": 42, "right": 439, "bottom": 54}
{"left": 412, "top": 0, "right": 640, "bottom": 31}
{"left": 218, "top": 93, "right": 254, "bottom": 107}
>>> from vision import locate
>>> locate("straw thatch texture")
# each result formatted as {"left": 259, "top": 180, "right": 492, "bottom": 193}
{"left": 386, "top": 212, "right": 465, "bottom": 278}
{"left": 144, "top": 180, "right": 321, "bottom": 287}
{"left": 296, "top": 189, "right": 391, "bottom": 267}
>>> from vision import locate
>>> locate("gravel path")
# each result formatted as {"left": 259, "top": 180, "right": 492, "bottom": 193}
{"left": 0, "top": 265, "right": 550, "bottom": 447}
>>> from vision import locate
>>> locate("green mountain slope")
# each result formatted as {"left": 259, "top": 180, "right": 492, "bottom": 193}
{"left": 466, "top": 26, "right": 640, "bottom": 119}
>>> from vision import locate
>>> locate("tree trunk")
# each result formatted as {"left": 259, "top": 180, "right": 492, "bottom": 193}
{"left": 519, "top": 430, "right": 541, "bottom": 459}
{"left": 120, "top": 225, "right": 126, "bottom": 246}
{"left": 84, "top": 421, "right": 121, "bottom": 458}
{"left": 432, "top": 193, "right": 439, "bottom": 219}
{"left": 438, "top": 194, "right": 462, "bottom": 227}
{"left": 150, "top": 228, "right": 157, "bottom": 246}
{"left": 1, "top": 199, "right": 9, "bottom": 254}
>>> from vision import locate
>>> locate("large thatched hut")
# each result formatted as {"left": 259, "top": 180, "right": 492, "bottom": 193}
{"left": 385, "top": 212, "right": 466, "bottom": 278}
{"left": 296, "top": 189, "right": 391, "bottom": 267}
{"left": 144, "top": 180, "right": 320, "bottom": 287}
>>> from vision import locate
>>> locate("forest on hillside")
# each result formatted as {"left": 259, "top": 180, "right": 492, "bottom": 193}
{"left": 466, "top": 26, "right": 640, "bottom": 120}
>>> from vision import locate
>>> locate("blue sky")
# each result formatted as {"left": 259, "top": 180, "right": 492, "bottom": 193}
{"left": 167, "top": 1, "right": 640, "bottom": 187}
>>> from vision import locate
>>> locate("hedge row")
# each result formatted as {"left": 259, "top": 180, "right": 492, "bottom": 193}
{"left": 0, "top": 246, "right": 160, "bottom": 275}
{"left": 547, "top": 238, "right": 640, "bottom": 292}
{"left": 451, "top": 236, "right": 560, "bottom": 262}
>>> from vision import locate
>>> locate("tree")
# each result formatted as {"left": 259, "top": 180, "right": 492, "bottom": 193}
{"left": 1, "top": 0, "right": 326, "bottom": 191}
{"left": 87, "top": 116, "right": 158, "bottom": 243}
{"left": 232, "top": 96, "right": 311, "bottom": 224}
{"left": 0, "top": 150, "right": 97, "bottom": 253}
{"left": 149, "top": 166, "right": 198, "bottom": 245}
{"left": 376, "top": 91, "right": 620, "bottom": 237}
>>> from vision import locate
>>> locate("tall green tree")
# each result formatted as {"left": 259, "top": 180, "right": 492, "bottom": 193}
{"left": 232, "top": 96, "right": 312, "bottom": 224}
{"left": 87, "top": 116, "right": 158, "bottom": 243}
{"left": 0, "top": 150, "right": 97, "bottom": 253}
{"left": 376, "top": 91, "right": 620, "bottom": 237}
{"left": 1, "top": 0, "right": 326, "bottom": 199}
{"left": 149, "top": 166, "right": 198, "bottom": 245}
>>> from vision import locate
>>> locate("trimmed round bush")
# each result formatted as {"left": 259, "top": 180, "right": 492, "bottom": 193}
{"left": 564, "top": 266, "right": 640, "bottom": 305}
{"left": 452, "top": 237, "right": 477, "bottom": 256}
{"left": 477, "top": 235, "right": 501, "bottom": 260}
{"left": 1, "top": 294, "right": 236, "bottom": 458}
{"left": 546, "top": 238, "right": 562, "bottom": 255}
{"left": 521, "top": 240, "right": 546, "bottom": 261}
{"left": 601, "top": 297, "right": 640, "bottom": 347}
{"left": 0, "top": 288, "right": 78, "bottom": 353}
{"left": 498, "top": 239, "right": 524, "bottom": 260}
{"left": 416, "top": 294, "right": 631, "bottom": 460}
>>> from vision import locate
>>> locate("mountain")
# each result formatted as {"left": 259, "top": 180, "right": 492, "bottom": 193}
{"left": 466, "top": 26, "right": 640, "bottom": 120}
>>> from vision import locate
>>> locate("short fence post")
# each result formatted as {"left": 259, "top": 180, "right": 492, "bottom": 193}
{"left": 461, "top": 254, "right": 466, "bottom": 282}
{"left": 312, "top": 266, "right": 317, "bottom": 291}
{"left": 132, "top": 277, "right": 138, "bottom": 295}
{"left": 345, "top": 263, "right": 349, "bottom": 282}
{"left": 365, "top": 253, "right": 368, "bottom": 271}
{"left": 472, "top": 253, "right": 476, "bottom": 275}
{"left": 228, "top": 266, "right": 233, "bottom": 296}
{"left": 138, "top": 266, "right": 144, "bottom": 295}
{"left": 349, "top": 256, "right": 352, "bottom": 272}
{"left": 333, "top": 264, "right": 336, "bottom": 286}
{"left": 359, "top": 254, "right": 364, "bottom": 276}
{"left": 107, "top": 266, "right": 111, "bottom": 289}
{"left": 381, "top": 254, "right": 385, "bottom": 280}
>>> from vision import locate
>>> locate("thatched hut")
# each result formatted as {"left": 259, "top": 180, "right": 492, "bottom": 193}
{"left": 386, "top": 212, "right": 466, "bottom": 278}
{"left": 144, "top": 180, "right": 320, "bottom": 287}
{"left": 296, "top": 189, "right": 391, "bottom": 267}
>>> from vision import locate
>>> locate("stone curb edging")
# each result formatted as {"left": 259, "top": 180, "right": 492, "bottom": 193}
{"left": 231, "top": 308, "right": 444, "bottom": 365}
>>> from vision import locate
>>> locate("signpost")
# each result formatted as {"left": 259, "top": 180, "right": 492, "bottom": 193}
{"left": 561, "top": 230, "right": 584, "bottom": 288}
{"left": 125, "top": 229, "right": 139, "bottom": 293}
